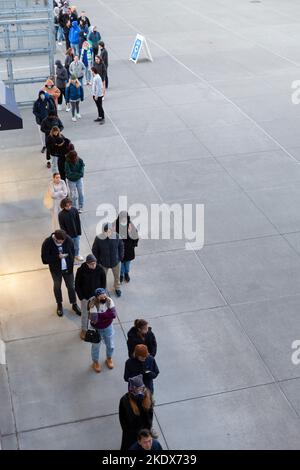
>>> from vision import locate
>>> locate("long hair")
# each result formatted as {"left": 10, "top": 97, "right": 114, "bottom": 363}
{"left": 134, "top": 319, "right": 148, "bottom": 339}
{"left": 129, "top": 389, "right": 153, "bottom": 415}
{"left": 49, "top": 126, "right": 60, "bottom": 138}
{"left": 66, "top": 150, "right": 78, "bottom": 165}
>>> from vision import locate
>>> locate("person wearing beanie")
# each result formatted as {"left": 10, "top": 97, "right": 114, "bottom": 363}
{"left": 119, "top": 375, "right": 154, "bottom": 451}
{"left": 124, "top": 344, "right": 159, "bottom": 395}
{"left": 58, "top": 196, "right": 83, "bottom": 262}
{"left": 32, "top": 90, "right": 56, "bottom": 153}
{"left": 88, "top": 288, "right": 117, "bottom": 372}
{"left": 41, "top": 229, "right": 81, "bottom": 317}
{"left": 55, "top": 60, "right": 68, "bottom": 110}
{"left": 75, "top": 254, "right": 106, "bottom": 339}
{"left": 42, "top": 78, "right": 61, "bottom": 107}
{"left": 65, "top": 75, "right": 84, "bottom": 122}
{"left": 92, "top": 223, "right": 124, "bottom": 297}
{"left": 127, "top": 319, "right": 157, "bottom": 358}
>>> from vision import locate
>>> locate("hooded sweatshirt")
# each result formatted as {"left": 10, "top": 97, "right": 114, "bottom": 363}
{"left": 33, "top": 92, "right": 56, "bottom": 124}
{"left": 69, "top": 20, "right": 81, "bottom": 44}
{"left": 55, "top": 61, "right": 68, "bottom": 88}
{"left": 42, "top": 79, "right": 61, "bottom": 106}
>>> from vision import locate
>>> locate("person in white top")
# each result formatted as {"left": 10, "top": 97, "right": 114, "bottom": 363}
{"left": 91, "top": 66, "right": 105, "bottom": 124}
{"left": 47, "top": 173, "right": 68, "bottom": 230}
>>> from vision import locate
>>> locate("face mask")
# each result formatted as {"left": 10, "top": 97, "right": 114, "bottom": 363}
{"left": 40, "top": 95, "right": 45, "bottom": 101}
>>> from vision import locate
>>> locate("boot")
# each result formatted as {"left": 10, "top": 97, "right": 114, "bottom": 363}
{"left": 91, "top": 361, "right": 101, "bottom": 373}
{"left": 106, "top": 357, "right": 114, "bottom": 369}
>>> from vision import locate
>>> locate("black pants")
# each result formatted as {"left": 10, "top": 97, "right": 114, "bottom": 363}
{"left": 105, "top": 72, "right": 108, "bottom": 89}
{"left": 93, "top": 46, "right": 99, "bottom": 59}
{"left": 45, "top": 134, "right": 51, "bottom": 161}
{"left": 50, "top": 270, "right": 76, "bottom": 304}
{"left": 94, "top": 96, "right": 105, "bottom": 119}
{"left": 58, "top": 88, "right": 65, "bottom": 105}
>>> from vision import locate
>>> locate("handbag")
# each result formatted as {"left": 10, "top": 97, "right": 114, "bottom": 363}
{"left": 43, "top": 188, "right": 53, "bottom": 210}
{"left": 84, "top": 311, "right": 100, "bottom": 344}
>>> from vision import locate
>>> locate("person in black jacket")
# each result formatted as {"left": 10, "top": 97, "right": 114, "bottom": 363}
{"left": 41, "top": 229, "right": 81, "bottom": 317}
{"left": 127, "top": 319, "right": 157, "bottom": 358}
{"left": 124, "top": 344, "right": 159, "bottom": 395}
{"left": 41, "top": 111, "right": 64, "bottom": 167}
{"left": 58, "top": 197, "right": 83, "bottom": 262}
{"left": 75, "top": 254, "right": 106, "bottom": 339}
{"left": 119, "top": 375, "right": 154, "bottom": 451}
{"left": 115, "top": 211, "right": 138, "bottom": 283}
{"left": 55, "top": 60, "right": 68, "bottom": 110}
{"left": 92, "top": 223, "right": 124, "bottom": 298}
{"left": 93, "top": 55, "right": 107, "bottom": 85}
{"left": 46, "top": 128, "right": 72, "bottom": 180}
{"left": 33, "top": 91, "right": 56, "bottom": 153}
{"left": 99, "top": 41, "right": 108, "bottom": 88}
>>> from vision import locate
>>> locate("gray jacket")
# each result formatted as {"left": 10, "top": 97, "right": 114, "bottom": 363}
{"left": 56, "top": 64, "right": 68, "bottom": 88}
{"left": 69, "top": 60, "right": 85, "bottom": 79}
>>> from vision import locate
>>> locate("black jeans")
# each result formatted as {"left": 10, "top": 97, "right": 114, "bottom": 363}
{"left": 58, "top": 87, "right": 65, "bottom": 105}
{"left": 94, "top": 96, "right": 104, "bottom": 119}
{"left": 105, "top": 72, "right": 108, "bottom": 89}
{"left": 50, "top": 270, "right": 76, "bottom": 304}
{"left": 92, "top": 46, "right": 99, "bottom": 59}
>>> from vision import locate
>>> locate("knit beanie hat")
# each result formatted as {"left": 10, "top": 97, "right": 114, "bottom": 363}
{"left": 128, "top": 374, "right": 144, "bottom": 391}
{"left": 134, "top": 344, "right": 149, "bottom": 358}
{"left": 95, "top": 287, "right": 106, "bottom": 297}
{"left": 86, "top": 254, "right": 97, "bottom": 263}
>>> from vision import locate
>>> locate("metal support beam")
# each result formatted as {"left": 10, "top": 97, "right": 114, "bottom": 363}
{"left": 0, "top": 48, "right": 52, "bottom": 57}
{"left": 4, "top": 76, "right": 48, "bottom": 85}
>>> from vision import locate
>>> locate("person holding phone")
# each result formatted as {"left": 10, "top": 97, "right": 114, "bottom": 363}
{"left": 124, "top": 344, "right": 159, "bottom": 395}
{"left": 41, "top": 229, "right": 81, "bottom": 317}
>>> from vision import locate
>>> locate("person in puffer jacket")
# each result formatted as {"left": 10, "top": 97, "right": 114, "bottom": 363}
{"left": 88, "top": 288, "right": 117, "bottom": 373}
{"left": 65, "top": 76, "right": 84, "bottom": 121}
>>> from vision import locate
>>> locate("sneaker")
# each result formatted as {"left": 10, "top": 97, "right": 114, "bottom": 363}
{"left": 57, "top": 104, "right": 62, "bottom": 111}
{"left": 115, "top": 289, "right": 122, "bottom": 298}
{"left": 41, "top": 146, "right": 46, "bottom": 153}
{"left": 94, "top": 117, "right": 101, "bottom": 122}
{"left": 75, "top": 255, "right": 84, "bottom": 262}
{"left": 58, "top": 42, "right": 63, "bottom": 46}
{"left": 125, "top": 273, "right": 130, "bottom": 283}
{"left": 106, "top": 357, "right": 114, "bottom": 369}
{"left": 72, "top": 303, "right": 81, "bottom": 316}
{"left": 66, "top": 105, "right": 71, "bottom": 112}
{"left": 57, "top": 303, "right": 64, "bottom": 317}
{"left": 120, "top": 274, "right": 124, "bottom": 283}
{"left": 46, "top": 161, "right": 51, "bottom": 169}
{"left": 80, "top": 330, "right": 86, "bottom": 340}
{"left": 91, "top": 361, "right": 101, "bottom": 373}
{"left": 78, "top": 208, "right": 83, "bottom": 213}
{"left": 72, "top": 117, "right": 77, "bottom": 122}
{"left": 76, "top": 113, "right": 82, "bottom": 119}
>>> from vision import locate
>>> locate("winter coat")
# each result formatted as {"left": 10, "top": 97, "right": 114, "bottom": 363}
{"left": 65, "top": 83, "right": 84, "bottom": 102}
{"left": 41, "top": 116, "right": 64, "bottom": 136}
{"left": 69, "top": 60, "right": 85, "bottom": 79}
{"left": 124, "top": 356, "right": 159, "bottom": 394}
{"left": 58, "top": 207, "right": 81, "bottom": 238}
{"left": 47, "top": 135, "right": 71, "bottom": 157}
{"left": 75, "top": 263, "right": 106, "bottom": 300}
{"left": 48, "top": 180, "right": 68, "bottom": 219}
{"left": 127, "top": 326, "right": 157, "bottom": 358}
{"left": 32, "top": 93, "right": 56, "bottom": 125}
{"left": 115, "top": 216, "right": 139, "bottom": 262}
{"left": 93, "top": 61, "right": 106, "bottom": 82}
{"left": 41, "top": 80, "right": 61, "bottom": 107}
{"left": 89, "top": 298, "right": 116, "bottom": 330}
{"left": 119, "top": 393, "right": 153, "bottom": 451}
{"left": 65, "top": 54, "right": 74, "bottom": 72}
{"left": 87, "top": 30, "right": 101, "bottom": 47}
{"left": 56, "top": 63, "right": 68, "bottom": 89}
{"left": 78, "top": 15, "right": 91, "bottom": 28}
{"left": 65, "top": 158, "right": 85, "bottom": 182}
{"left": 69, "top": 21, "right": 80, "bottom": 44}
{"left": 100, "top": 47, "right": 108, "bottom": 69}
{"left": 41, "top": 233, "right": 75, "bottom": 274}
{"left": 92, "top": 233, "right": 124, "bottom": 268}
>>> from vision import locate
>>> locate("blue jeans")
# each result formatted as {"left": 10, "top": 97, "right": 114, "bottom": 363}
{"left": 57, "top": 25, "right": 65, "bottom": 42}
{"left": 72, "top": 235, "right": 80, "bottom": 256}
{"left": 91, "top": 324, "right": 114, "bottom": 362}
{"left": 121, "top": 261, "right": 131, "bottom": 275}
{"left": 71, "top": 43, "right": 79, "bottom": 56}
{"left": 51, "top": 155, "right": 58, "bottom": 173}
{"left": 67, "top": 178, "right": 84, "bottom": 209}
{"left": 84, "top": 66, "right": 92, "bottom": 83}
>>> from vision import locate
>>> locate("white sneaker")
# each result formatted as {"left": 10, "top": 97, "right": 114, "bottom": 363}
{"left": 76, "top": 113, "right": 81, "bottom": 119}
{"left": 75, "top": 255, "right": 84, "bottom": 262}
{"left": 58, "top": 42, "right": 63, "bottom": 46}
{"left": 72, "top": 117, "right": 77, "bottom": 122}
{"left": 57, "top": 104, "right": 62, "bottom": 111}
{"left": 66, "top": 106, "right": 71, "bottom": 112}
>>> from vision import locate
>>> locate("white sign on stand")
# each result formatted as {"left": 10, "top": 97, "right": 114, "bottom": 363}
{"left": 129, "top": 34, "right": 153, "bottom": 64}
